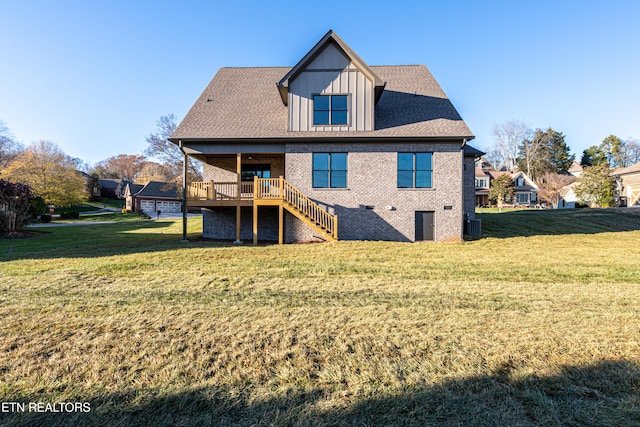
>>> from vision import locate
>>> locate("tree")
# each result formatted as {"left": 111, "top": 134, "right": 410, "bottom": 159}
{"left": 624, "top": 138, "right": 640, "bottom": 166}
{"left": 600, "top": 135, "right": 626, "bottom": 168}
{"left": 94, "top": 154, "right": 146, "bottom": 181}
{"left": 517, "top": 128, "right": 574, "bottom": 180}
{"left": 537, "top": 172, "right": 575, "bottom": 209}
{"left": 489, "top": 174, "right": 515, "bottom": 211}
{"left": 581, "top": 145, "right": 607, "bottom": 167}
{"left": 0, "top": 180, "right": 33, "bottom": 233}
{"left": 87, "top": 172, "right": 101, "bottom": 201}
{"left": 545, "top": 129, "right": 575, "bottom": 174}
{"left": 3, "top": 140, "right": 87, "bottom": 207}
{"left": 144, "top": 114, "right": 202, "bottom": 186}
{"left": 574, "top": 165, "right": 616, "bottom": 208}
{"left": 483, "top": 147, "right": 502, "bottom": 171}
{"left": 517, "top": 129, "right": 549, "bottom": 180}
{"left": 0, "top": 120, "right": 23, "bottom": 170}
{"left": 492, "top": 120, "right": 532, "bottom": 171}
{"left": 135, "top": 161, "right": 173, "bottom": 184}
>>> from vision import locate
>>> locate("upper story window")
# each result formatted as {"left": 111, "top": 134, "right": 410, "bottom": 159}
{"left": 313, "top": 95, "right": 348, "bottom": 125}
{"left": 398, "top": 153, "right": 433, "bottom": 188}
{"left": 313, "top": 153, "right": 347, "bottom": 188}
{"left": 517, "top": 177, "right": 524, "bottom": 187}
{"left": 475, "top": 178, "right": 488, "bottom": 188}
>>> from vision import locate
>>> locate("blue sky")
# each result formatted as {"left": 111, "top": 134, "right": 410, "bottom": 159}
{"left": 1, "top": 0, "right": 639, "bottom": 165}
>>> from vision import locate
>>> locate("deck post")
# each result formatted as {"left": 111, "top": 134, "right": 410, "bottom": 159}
{"left": 278, "top": 203, "right": 283, "bottom": 245}
{"left": 234, "top": 153, "right": 242, "bottom": 243}
{"left": 179, "top": 140, "right": 188, "bottom": 242}
{"left": 253, "top": 175, "right": 258, "bottom": 245}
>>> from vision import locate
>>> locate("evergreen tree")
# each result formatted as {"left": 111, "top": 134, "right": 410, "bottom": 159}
{"left": 575, "top": 165, "right": 616, "bottom": 207}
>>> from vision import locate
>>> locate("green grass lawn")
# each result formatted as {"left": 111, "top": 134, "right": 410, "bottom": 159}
{"left": 1, "top": 210, "right": 640, "bottom": 426}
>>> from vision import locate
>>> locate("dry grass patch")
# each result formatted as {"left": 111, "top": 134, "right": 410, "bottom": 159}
{"left": 1, "top": 212, "right": 640, "bottom": 425}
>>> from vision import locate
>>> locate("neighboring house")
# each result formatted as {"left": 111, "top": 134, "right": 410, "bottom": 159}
{"left": 568, "top": 161, "right": 583, "bottom": 178}
{"left": 474, "top": 156, "right": 492, "bottom": 170}
{"left": 474, "top": 168, "right": 491, "bottom": 207}
{"left": 613, "top": 161, "right": 640, "bottom": 207}
{"left": 124, "top": 181, "right": 181, "bottom": 213}
{"left": 480, "top": 171, "right": 539, "bottom": 207}
{"left": 99, "top": 179, "right": 120, "bottom": 198}
{"left": 558, "top": 182, "right": 579, "bottom": 209}
{"left": 169, "top": 30, "right": 476, "bottom": 243}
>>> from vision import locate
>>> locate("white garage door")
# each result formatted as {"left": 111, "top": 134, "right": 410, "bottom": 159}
{"left": 156, "top": 201, "right": 181, "bottom": 213}
{"left": 140, "top": 200, "right": 155, "bottom": 213}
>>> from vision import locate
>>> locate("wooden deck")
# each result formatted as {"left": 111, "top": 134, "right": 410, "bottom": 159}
{"left": 187, "top": 177, "right": 338, "bottom": 243}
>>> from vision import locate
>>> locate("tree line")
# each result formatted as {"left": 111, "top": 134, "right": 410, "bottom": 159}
{"left": 485, "top": 120, "right": 637, "bottom": 208}
{"left": 0, "top": 115, "right": 201, "bottom": 232}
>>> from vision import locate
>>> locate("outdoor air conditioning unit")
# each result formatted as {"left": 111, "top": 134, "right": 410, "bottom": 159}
{"left": 465, "top": 219, "right": 482, "bottom": 236}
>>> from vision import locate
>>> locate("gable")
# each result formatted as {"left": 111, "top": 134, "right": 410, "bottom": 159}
{"left": 306, "top": 42, "right": 351, "bottom": 70}
{"left": 277, "top": 30, "right": 384, "bottom": 105}
{"left": 287, "top": 40, "right": 375, "bottom": 132}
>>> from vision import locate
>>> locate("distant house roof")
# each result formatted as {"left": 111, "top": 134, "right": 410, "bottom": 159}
{"left": 171, "top": 65, "right": 474, "bottom": 142}
{"left": 99, "top": 179, "right": 120, "bottom": 190}
{"left": 133, "top": 181, "right": 179, "bottom": 199}
{"left": 568, "top": 161, "right": 583, "bottom": 173}
{"left": 613, "top": 161, "right": 640, "bottom": 176}
{"left": 488, "top": 171, "right": 538, "bottom": 190}
{"left": 475, "top": 168, "right": 490, "bottom": 178}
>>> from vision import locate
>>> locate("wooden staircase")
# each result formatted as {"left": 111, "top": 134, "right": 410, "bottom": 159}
{"left": 254, "top": 176, "right": 338, "bottom": 242}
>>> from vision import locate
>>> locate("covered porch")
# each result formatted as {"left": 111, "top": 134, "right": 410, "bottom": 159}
{"left": 177, "top": 146, "right": 337, "bottom": 244}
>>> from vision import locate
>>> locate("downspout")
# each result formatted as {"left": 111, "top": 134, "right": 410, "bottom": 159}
{"left": 179, "top": 140, "right": 188, "bottom": 242}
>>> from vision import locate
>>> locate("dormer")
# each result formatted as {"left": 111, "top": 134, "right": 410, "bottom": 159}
{"left": 277, "top": 30, "right": 385, "bottom": 132}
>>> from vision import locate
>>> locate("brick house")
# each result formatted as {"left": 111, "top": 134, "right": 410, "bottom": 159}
{"left": 124, "top": 181, "right": 182, "bottom": 214}
{"left": 476, "top": 170, "right": 539, "bottom": 207}
{"left": 170, "top": 30, "right": 477, "bottom": 243}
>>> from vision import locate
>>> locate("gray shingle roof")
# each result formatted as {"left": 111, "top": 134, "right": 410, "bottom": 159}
{"left": 133, "top": 182, "right": 178, "bottom": 199}
{"left": 171, "top": 65, "right": 474, "bottom": 141}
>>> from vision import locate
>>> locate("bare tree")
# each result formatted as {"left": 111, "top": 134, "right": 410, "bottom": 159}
{"left": 518, "top": 130, "right": 549, "bottom": 180}
{"left": 0, "top": 120, "right": 23, "bottom": 170}
{"left": 623, "top": 138, "right": 640, "bottom": 166}
{"left": 537, "top": 172, "right": 575, "bottom": 209}
{"left": 144, "top": 114, "right": 202, "bottom": 186}
{"left": 483, "top": 147, "right": 503, "bottom": 171}
{"left": 492, "top": 120, "right": 532, "bottom": 171}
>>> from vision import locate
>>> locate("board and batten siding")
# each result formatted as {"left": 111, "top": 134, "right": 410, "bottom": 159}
{"left": 288, "top": 42, "right": 374, "bottom": 132}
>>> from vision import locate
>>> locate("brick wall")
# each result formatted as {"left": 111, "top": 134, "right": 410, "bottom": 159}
{"left": 285, "top": 141, "right": 464, "bottom": 242}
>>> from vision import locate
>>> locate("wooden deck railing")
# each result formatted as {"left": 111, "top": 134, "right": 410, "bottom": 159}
{"left": 187, "top": 181, "right": 254, "bottom": 201}
{"left": 255, "top": 177, "right": 338, "bottom": 240}
{"left": 187, "top": 177, "right": 338, "bottom": 240}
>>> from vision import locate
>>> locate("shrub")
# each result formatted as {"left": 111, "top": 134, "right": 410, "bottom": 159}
{"left": 29, "top": 196, "right": 47, "bottom": 218}
{"left": 60, "top": 211, "right": 80, "bottom": 219}
{"left": 41, "top": 214, "right": 52, "bottom": 223}
{"left": 0, "top": 180, "right": 33, "bottom": 232}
